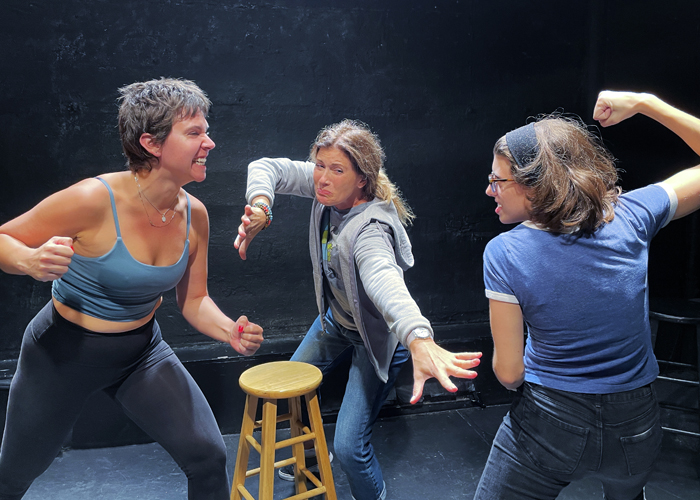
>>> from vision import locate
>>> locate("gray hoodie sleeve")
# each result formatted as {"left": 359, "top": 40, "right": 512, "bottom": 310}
{"left": 354, "top": 222, "right": 433, "bottom": 348}
{"left": 246, "top": 157, "right": 316, "bottom": 206}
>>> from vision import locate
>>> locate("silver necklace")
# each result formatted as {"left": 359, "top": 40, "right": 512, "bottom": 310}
{"left": 134, "top": 174, "right": 178, "bottom": 227}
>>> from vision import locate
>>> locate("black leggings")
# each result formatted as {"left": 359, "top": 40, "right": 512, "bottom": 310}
{"left": 0, "top": 302, "right": 229, "bottom": 500}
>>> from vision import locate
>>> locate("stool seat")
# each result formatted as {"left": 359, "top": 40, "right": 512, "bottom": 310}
{"left": 239, "top": 361, "right": 323, "bottom": 399}
{"left": 232, "top": 361, "right": 336, "bottom": 500}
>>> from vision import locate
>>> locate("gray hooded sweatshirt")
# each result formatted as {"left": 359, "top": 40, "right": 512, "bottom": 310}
{"left": 246, "top": 158, "right": 433, "bottom": 381}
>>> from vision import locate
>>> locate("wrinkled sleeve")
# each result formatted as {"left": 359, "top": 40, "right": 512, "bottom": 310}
{"left": 354, "top": 222, "right": 432, "bottom": 348}
{"left": 246, "top": 157, "right": 316, "bottom": 206}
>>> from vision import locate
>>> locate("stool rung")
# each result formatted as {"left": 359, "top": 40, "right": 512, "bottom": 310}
{"left": 661, "top": 426, "right": 700, "bottom": 438}
{"left": 277, "top": 432, "right": 317, "bottom": 450}
{"left": 284, "top": 486, "right": 327, "bottom": 500}
{"left": 657, "top": 375, "right": 699, "bottom": 386}
{"left": 302, "top": 468, "right": 323, "bottom": 489}
{"left": 292, "top": 421, "right": 314, "bottom": 436}
{"left": 244, "top": 431, "right": 318, "bottom": 456}
{"left": 242, "top": 463, "right": 328, "bottom": 500}
{"left": 244, "top": 456, "right": 296, "bottom": 478}
{"left": 235, "top": 484, "right": 256, "bottom": 500}
{"left": 253, "top": 411, "right": 293, "bottom": 430}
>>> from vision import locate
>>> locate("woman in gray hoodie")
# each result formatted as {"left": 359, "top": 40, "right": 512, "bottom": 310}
{"left": 234, "top": 119, "right": 482, "bottom": 500}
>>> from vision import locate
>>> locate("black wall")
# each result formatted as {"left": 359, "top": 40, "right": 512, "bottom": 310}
{"left": 1, "top": 0, "right": 699, "bottom": 361}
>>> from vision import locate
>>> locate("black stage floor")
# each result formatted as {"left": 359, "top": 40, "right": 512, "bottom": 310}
{"left": 21, "top": 405, "right": 700, "bottom": 499}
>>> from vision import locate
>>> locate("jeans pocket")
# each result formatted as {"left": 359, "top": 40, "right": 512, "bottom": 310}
{"left": 517, "top": 399, "right": 589, "bottom": 474}
{"left": 620, "top": 414, "right": 662, "bottom": 475}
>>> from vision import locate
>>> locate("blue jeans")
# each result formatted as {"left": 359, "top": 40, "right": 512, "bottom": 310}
{"left": 291, "top": 309, "right": 409, "bottom": 500}
{"left": 474, "top": 382, "right": 662, "bottom": 500}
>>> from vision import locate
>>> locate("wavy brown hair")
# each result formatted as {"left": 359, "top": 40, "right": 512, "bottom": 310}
{"left": 494, "top": 115, "right": 620, "bottom": 234}
{"left": 309, "top": 119, "right": 415, "bottom": 226}
{"left": 118, "top": 78, "right": 211, "bottom": 173}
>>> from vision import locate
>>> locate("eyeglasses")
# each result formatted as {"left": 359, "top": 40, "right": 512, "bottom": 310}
{"left": 488, "top": 173, "right": 515, "bottom": 193}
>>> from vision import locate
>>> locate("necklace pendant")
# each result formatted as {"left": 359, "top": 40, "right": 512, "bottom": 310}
{"left": 161, "top": 214, "right": 167, "bottom": 223}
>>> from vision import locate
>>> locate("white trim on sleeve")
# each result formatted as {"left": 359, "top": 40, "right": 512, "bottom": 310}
{"left": 656, "top": 182, "right": 678, "bottom": 227}
{"left": 485, "top": 289, "right": 519, "bottom": 304}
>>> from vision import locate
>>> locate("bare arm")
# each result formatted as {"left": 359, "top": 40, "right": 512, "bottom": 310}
{"left": 0, "top": 234, "right": 74, "bottom": 281}
{"left": 594, "top": 91, "right": 700, "bottom": 220}
{"left": 488, "top": 299, "right": 525, "bottom": 391}
{"left": 177, "top": 196, "right": 263, "bottom": 355}
{"left": 0, "top": 179, "right": 111, "bottom": 280}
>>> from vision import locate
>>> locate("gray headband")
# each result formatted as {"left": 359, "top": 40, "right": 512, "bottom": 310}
{"left": 505, "top": 122, "right": 539, "bottom": 169}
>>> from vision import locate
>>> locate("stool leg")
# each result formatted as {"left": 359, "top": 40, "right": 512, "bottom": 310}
{"left": 305, "top": 390, "right": 337, "bottom": 500}
{"left": 231, "top": 395, "right": 258, "bottom": 500}
{"left": 259, "top": 398, "right": 278, "bottom": 500}
{"left": 289, "top": 396, "right": 308, "bottom": 495}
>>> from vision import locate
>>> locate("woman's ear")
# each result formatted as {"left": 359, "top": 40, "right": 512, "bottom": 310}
{"left": 139, "top": 133, "right": 162, "bottom": 158}
{"left": 358, "top": 175, "right": 367, "bottom": 189}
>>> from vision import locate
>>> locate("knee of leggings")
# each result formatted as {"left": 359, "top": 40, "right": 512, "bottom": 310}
{"left": 181, "top": 437, "right": 228, "bottom": 482}
{"left": 0, "top": 478, "right": 31, "bottom": 500}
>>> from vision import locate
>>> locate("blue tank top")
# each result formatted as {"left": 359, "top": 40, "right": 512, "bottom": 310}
{"left": 52, "top": 177, "right": 191, "bottom": 321}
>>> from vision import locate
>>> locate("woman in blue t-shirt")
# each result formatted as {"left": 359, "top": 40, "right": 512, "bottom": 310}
{"left": 474, "top": 91, "right": 700, "bottom": 500}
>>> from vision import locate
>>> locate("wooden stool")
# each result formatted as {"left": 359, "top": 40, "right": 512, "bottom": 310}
{"left": 231, "top": 361, "right": 337, "bottom": 500}
{"left": 649, "top": 297, "right": 700, "bottom": 437}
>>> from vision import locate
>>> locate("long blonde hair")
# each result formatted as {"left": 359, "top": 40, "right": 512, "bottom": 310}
{"left": 309, "top": 119, "right": 415, "bottom": 226}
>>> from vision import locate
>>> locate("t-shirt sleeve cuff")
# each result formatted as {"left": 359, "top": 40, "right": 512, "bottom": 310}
{"left": 656, "top": 182, "right": 677, "bottom": 227}
{"left": 485, "top": 289, "right": 519, "bottom": 304}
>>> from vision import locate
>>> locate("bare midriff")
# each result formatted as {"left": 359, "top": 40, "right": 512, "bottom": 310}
{"left": 52, "top": 296, "right": 162, "bottom": 334}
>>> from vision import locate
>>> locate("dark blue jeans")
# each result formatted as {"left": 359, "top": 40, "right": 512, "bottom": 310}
{"left": 474, "top": 382, "right": 662, "bottom": 500}
{"left": 0, "top": 302, "right": 229, "bottom": 500}
{"left": 291, "top": 309, "right": 409, "bottom": 500}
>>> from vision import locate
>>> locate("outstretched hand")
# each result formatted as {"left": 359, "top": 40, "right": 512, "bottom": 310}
{"left": 593, "top": 90, "right": 647, "bottom": 128}
{"left": 409, "top": 339, "right": 482, "bottom": 404}
{"left": 27, "top": 236, "right": 74, "bottom": 282}
{"left": 233, "top": 204, "right": 267, "bottom": 260}
{"left": 229, "top": 315, "right": 264, "bottom": 356}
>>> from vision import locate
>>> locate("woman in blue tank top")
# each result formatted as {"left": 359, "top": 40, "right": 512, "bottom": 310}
{"left": 0, "top": 78, "right": 264, "bottom": 500}
{"left": 474, "top": 91, "right": 700, "bottom": 500}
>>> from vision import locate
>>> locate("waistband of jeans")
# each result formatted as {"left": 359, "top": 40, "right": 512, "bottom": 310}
{"left": 525, "top": 381, "right": 654, "bottom": 403}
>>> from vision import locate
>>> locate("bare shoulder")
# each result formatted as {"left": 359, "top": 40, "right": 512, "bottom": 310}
{"left": 0, "top": 176, "right": 112, "bottom": 246}
{"left": 184, "top": 191, "right": 209, "bottom": 222}
{"left": 63, "top": 176, "right": 113, "bottom": 207}
{"left": 183, "top": 191, "right": 210, "bottom": 244}
{"left": 49, "top": 177, "right": 114, "bottom": 223}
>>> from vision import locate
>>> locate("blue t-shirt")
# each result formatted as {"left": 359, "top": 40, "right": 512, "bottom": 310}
{"left": 483, "top": 184, "right": 677, "bottom": 393}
